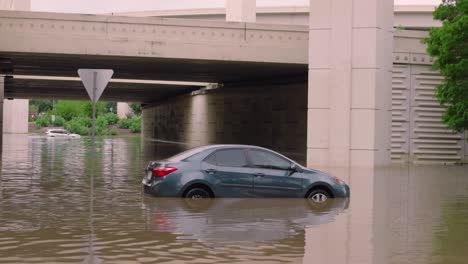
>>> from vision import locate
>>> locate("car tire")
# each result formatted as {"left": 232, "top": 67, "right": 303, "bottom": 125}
{"left": 307, "top": 188, "right": 331, "bottom": 203}
{"left": 184, "top": 188, "right": 211, "bottom": 199}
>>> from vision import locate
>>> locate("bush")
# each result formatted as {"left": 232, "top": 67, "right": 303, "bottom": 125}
{"left": 130, "top": 103, "right": 142, "bottom": 115}
{"left": 129, "top": 116, "right": 142, "bottom": 133}
{"left": 65, "top": 116, "right": 92, "bottom": 135}
{"left": 95, "top": 116, "right": 109, "bottom": 135}
{"left": 103, "top": 113, "right": 119, "bottom": 125}
{"left": 118, "top": 118, "right": 133, "bottom": 129}
{"left": 82, "top": 102, "right": 107, "bottom": 119}
{"left": 52, "top": 116, "right": 65, "bottom": 127}
{"left": 65, "top": 121, "right": 89, "bottom": 136}
{"left": 109, "top": 128, "right": 118, "bottom": 136}
{"left": 54, "top": 101, "right": 84, "bottom": 121}
{"left": 34, "top": 114, "right": 51, "bottom": 128}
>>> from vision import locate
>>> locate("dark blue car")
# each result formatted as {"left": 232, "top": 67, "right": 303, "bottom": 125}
{"left": 143, "top": 145, "right": 350, "bottom": 202}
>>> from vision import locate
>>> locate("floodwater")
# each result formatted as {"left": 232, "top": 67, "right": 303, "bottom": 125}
{"left": 0, "top": 134, "right": 467, "bottom": 264}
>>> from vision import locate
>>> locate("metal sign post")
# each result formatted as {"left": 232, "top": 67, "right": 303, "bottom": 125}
{"left": 78, "top": 69, "right": 113, "bottom": 264}
{"left": 78, "top": 69, "right": 113, "bottom": 143}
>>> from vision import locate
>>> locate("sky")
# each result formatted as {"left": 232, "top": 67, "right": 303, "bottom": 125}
{"left": 32, "top": 0, "right": 443, "bottom": 14}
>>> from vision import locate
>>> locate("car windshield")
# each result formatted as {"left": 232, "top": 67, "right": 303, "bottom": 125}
{"left": 165, "top": 146, "right": 212, "bottom": 162}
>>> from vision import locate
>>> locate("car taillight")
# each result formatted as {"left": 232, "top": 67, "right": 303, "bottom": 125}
{"left": 153, "top": 167, "right": 177, "bottom": 178}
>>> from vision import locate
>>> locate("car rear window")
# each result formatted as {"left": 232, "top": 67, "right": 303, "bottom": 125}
{"left": 165, "top": 146, "right": 211, "bottom": 162}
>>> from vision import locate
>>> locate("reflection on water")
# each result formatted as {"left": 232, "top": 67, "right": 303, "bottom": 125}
{"left": 0, "top": 134, "right": 467, "bottom": 263}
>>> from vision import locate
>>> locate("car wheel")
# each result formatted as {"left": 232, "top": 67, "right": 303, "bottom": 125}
{"left": 184, "top": 188, "right": 211, "bottom": 199}
{"left": 307, "top": 188, "right": 331, "bottom": 203}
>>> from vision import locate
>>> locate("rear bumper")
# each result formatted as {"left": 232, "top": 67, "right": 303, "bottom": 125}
{"left": 142, "top": 179, "right": 180, "bottom": 197}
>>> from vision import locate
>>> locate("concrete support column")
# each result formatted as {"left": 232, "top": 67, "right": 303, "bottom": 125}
{"left": 0, "top": 76, "right": 4, "bottom": 152}
{"left": 0, "top": 0, "right": 30, "bottom": 11}
{"left": 226, "top": 0, "right": 256, "bottom": 23}
{"left": 117, "top": 102, "right": 130, "bottom": 119}
{"left": 3, "top": 99, "right": 28, "bottom": 133}
{"left": 1, "top": 0, "right": 30, "bottom": 135}
{"left": 307, "top": 0, "right": 393, "bottom": 168}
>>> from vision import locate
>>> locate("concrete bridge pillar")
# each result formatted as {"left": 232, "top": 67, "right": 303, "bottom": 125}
{"left": 1, "top": 0, "right": 30, "bottom": 136}
{"left": 0, "top": 0, "right": 30, "bottom": 11}
{"left": 0, "top": 76, "right": 4, "bottom": 152}
{"left": 117, "top": 102, "right": 130, "bottom": 119}
{"left": 226, "top": 0, "right": 256, "bottom": 23}
{"left": 307, "top": 0, "right": 394, "bottom": 168}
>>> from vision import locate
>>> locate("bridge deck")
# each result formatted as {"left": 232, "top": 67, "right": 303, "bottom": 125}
{"left": 0, "top": 11, "right": 308, "bottom": 83}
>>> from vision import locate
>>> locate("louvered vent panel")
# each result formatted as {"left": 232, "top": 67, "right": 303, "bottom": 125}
{"left": 410, "top": 66, "right": 464, "bottom": 164}
{"left": 391, "top": 65, "right": 410, "bottom": 162}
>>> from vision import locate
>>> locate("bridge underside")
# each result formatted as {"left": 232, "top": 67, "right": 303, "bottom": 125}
{"left": 0, "top": 53, "right": 307, "bottom": 84}
{"left": 4, "top": 77, "right": 199, "bottom": 102}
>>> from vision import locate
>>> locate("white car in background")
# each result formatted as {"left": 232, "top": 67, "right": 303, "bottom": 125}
{"left": 46, "top": 129, "right": 81, "bottom": 138}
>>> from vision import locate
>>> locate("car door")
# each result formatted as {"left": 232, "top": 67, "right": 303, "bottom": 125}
{"left": 201, "top": 148, "right": 254, "bottom": 198}
{"left": 247, "top": 149, "right": 303, "bottom": 198}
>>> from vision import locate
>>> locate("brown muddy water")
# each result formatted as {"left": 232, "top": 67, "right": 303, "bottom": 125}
{"left": 0, "top": 134, "right": 467, "bottom": 264}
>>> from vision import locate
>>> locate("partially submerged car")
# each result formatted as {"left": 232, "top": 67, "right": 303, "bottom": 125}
{"left": 143, "top": 145, "right": 350, "bottom": 202}
{"left": 46, "top": 129, "right": 81, "bottom": 138}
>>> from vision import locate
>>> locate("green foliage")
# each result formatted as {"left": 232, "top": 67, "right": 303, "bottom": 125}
{"left": 65, "top": 116, "right": 92, "bottom": 136}
{"left": 118, "top": 118, "right": 133, "bottom": 129}
{"left": 29, "top": 104, "right": 39, "bottom": 115}
{"left": 95, "top": 116, "right": 109, "bottom": 135}
{"left": 82, "top": 102, "right": 107, "bottom": 119}
{"left": 423, "top": 0, "right": 468, "bottom": 132}
{"left": 103, "top": 113, "right": 120, "bottom": 125}
{"left": 106, "top": 102, "right": 117, "bottom": 114}
{"left": 129, "top": 116, "right": 142, "bottom": 133}
{"left": 30, "top": 99, "right": 53, "bottom": 114}
{"left": 54, "top": 101, "right": 84, "bottom": 121}
{"left": 52, "top": 116, "right": 66, "bottom": 127}
{"left": 130, "top": 103, "right": 142, "bottom": 116}
{"left": 34, "top": 114, "right": 51, "bottom": 128}
{"left": 109, "top": 128, "right": 119, "bottom": 136}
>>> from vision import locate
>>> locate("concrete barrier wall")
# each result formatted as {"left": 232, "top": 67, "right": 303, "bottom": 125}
{"left": 142, "top": 81, "right": 308, "bottom": 164}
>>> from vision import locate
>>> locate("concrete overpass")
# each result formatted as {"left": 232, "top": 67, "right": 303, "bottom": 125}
{"left": 1, "top": 1, "right": 465, "bottom": 167}
{"left": 115, "top": 5, "right": 440, "bottom": 30}
{"left": 0, "top": 10, "right": 307, "bottom": 81}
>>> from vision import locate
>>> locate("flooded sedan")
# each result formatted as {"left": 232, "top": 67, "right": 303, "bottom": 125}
{"left": 143, "top": 145, "right": 350, "bottom": 200}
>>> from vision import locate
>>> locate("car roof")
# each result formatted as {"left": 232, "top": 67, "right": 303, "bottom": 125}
{"left": 201, "top": 144, "right": 271, "bottom": 151}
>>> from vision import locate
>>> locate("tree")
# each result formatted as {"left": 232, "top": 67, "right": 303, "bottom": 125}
{"left": 29, "top": 99, "right": 53, "bottom": 114}
{"left": 54, "top": 100, "right": 83, "bottom": 121}
{"left": 423, "top": 0, "right": 468, "bottom": 132}
{"left": 130, "top": 102, "right": 142, "bottom": 116}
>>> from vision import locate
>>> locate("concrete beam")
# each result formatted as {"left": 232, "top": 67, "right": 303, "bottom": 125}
{"left": 0, "top": 11, "right": 308, "bottom": 81}
{"left": 4, "top": 76, "right": 201, "bottom": 103}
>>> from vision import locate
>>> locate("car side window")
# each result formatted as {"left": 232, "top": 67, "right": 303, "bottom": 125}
{"left": 207, "top": 149, "right": 248, "bottom": 167}
{"left": 203, "top": 153, "right": 217, "bottom": 165}
{"left": 248, "top": 149, "right": 291, "bottom": 170}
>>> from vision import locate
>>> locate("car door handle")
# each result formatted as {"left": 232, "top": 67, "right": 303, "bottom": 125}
{"left": 205, "top": 169, "right": 217, "bottom": 174}
{"left": 254, "top": 173, "right": 266, "bottom": 177}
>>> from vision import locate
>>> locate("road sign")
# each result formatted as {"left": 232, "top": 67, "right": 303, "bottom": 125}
{"left": 78, "top": 69, "right": 113, "bottom": 103}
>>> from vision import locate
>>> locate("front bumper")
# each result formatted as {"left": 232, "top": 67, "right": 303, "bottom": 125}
{"left": 332, "top": 183, "right": 350, "bottom": 198}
